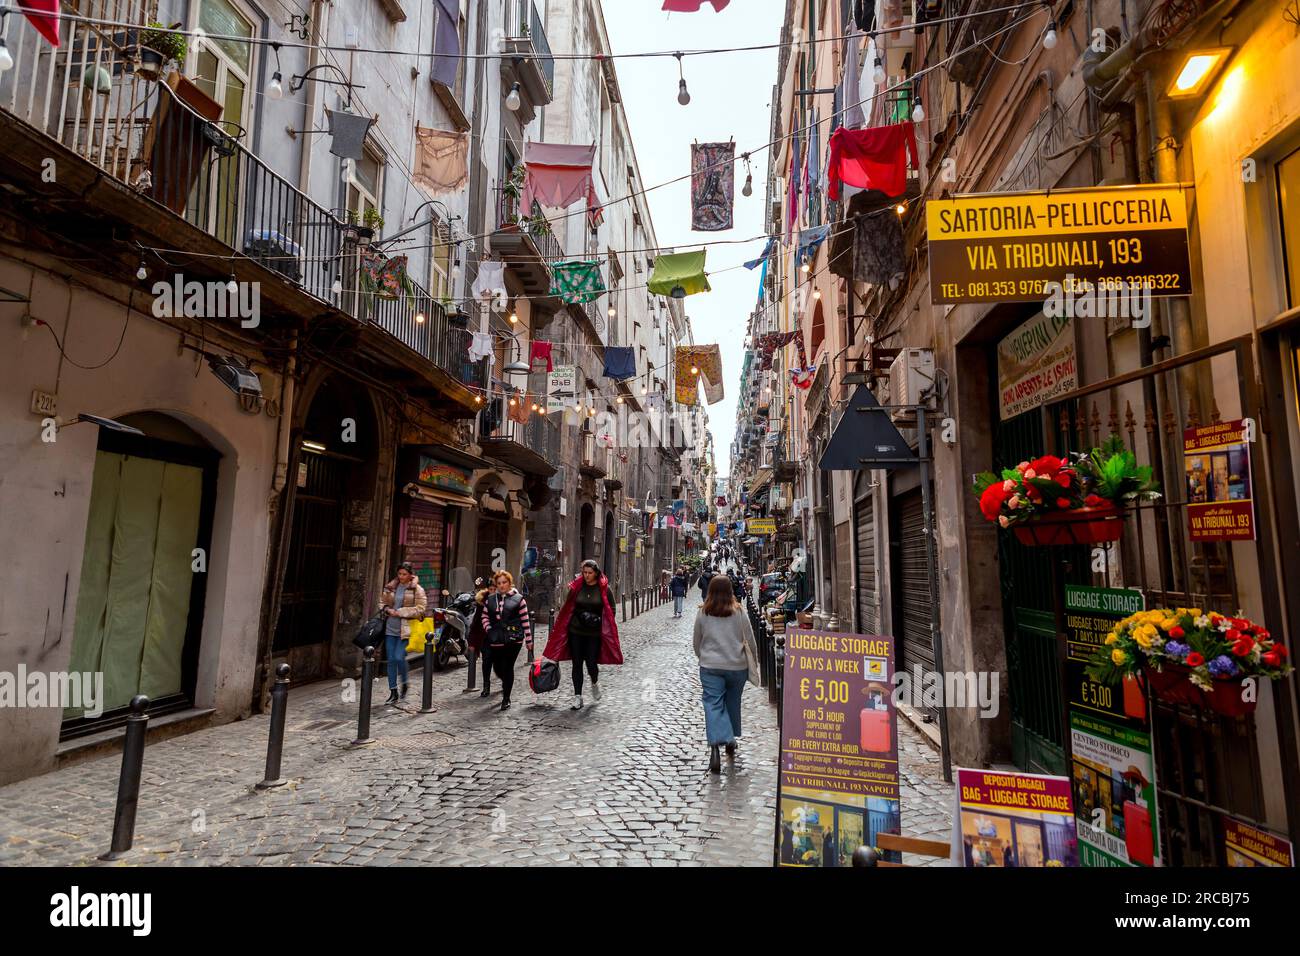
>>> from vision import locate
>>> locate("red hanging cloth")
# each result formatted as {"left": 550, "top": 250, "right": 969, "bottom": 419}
{"left": 662, "top": 0, "right": 730, "bottom": 10}
{"left": 826, "top": 122, "right": 918, "bottom": 201}
{"left": 19, "top": 1, "right": 62, "bottom": 47}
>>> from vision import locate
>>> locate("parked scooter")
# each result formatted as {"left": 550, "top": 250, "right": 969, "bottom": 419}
{"left": 430, "top": 568, "right": 477, "bottom": 671}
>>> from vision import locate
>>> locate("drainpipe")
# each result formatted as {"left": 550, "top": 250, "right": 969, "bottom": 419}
{"left": 271, "top": 331, "right": 299, "bottom": 496}
{"left": 296, "top": 1, "right": 327, "bottom": 197}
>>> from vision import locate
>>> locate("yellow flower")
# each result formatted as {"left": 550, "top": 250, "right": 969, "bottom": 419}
{"left": 1111, "top": 648, "right": 1128, "bottom": 665}
{"left": 1104, "top": 632, "right": 1119, "bottom": 646}
{"left": 1135, "top": 631, "right": 1155, "bottom": 648}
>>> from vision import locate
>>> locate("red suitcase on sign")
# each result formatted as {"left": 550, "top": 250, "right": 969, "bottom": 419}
{"left": 860, "top": 706, "right": 891, "bottom": 753}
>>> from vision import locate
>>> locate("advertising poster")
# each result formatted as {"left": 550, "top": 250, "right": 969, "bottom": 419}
{"left": 748, "top": 517, "right": 777, "bottom": 535}
{"left": 417, "top": 456, "right": 472, "bottom": 495}
{"left": 1064, "top": 584, "right": 1160, "bottom": 868}
{"left": 1184, "top": 419, "right": 1255, "bottom": 541}
{"left": 547, "top": 364, "right": 576, "bottom": 415}
{"left": 952, "top": 769, "right": 1077, "bottom": 867}
{"left": 927, "top": 184, "right": 1192, "bottom": 305}
{"left": 997, "top": 312, "right": 1077, "bottom": 420}
{"left": 1224, "top": 818, "right": 1295, "bottom": 867}
{"left": 778, "top": 629, "right": 899, "bottom": 867}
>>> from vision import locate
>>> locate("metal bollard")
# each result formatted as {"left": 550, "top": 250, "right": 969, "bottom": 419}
{"left": 621, "top": 590, "right": 627, "bottom": 622}
{"left": 466, "top": 647, "right": 477, "bottom": 691}
{"left": 256, "top": 664, "right": 291, "bottom": 789}
{"left": 99, "top": 694, "right": 150, "bottom": 860}
{"left": 421, "top": 634, "right": 437, "bottom": 714}
{"left": 352, "top": 646, "right": 377, "bottom": 746}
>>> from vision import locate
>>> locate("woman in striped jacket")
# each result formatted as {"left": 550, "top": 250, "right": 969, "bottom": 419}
{"left": 478, "top": 570, "right": 534, "bottom": 710}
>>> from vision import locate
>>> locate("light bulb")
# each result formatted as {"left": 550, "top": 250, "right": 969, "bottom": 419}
{"left": 505, "top": 83, "right": 521, "bottom": 111}
{"left": 813, "top": 289, "right": 821, "bottom": 300}
{"left": 1043, "top": 23, "right": 1058, "bottom": 50}
{"left": 608, "top": 306, "right": 616, "bottom": 317}
{"left": 136, "top": 262, "right": 148, "bottom": 281}
{"left": 332, "top": 276, "right": 343, "bottom": 295}
{"left": 415, "top": 311, "right": 426, "bottom": 324}
{"left": 742, "top": 173, "right": 753, "bottom": 197}
{"left": 0, "top": 41, "right": 13, "bottom": 73}
{"left": 474, "top": 395, "right": 483, "bottom": 404}
{"left": 531, "top": 403, "right": 539, "bottom": 411}
{"left": 642, "top": 385, "right": 648, "bottom": 395}
{"left": 267, "top": 72, "right": 283, "bottom": 100}
{"left": 227, "top": 275, "right": 239, "bottom": 294}
{"left": 509, "top": 310, "right": 518, "bottom": 324}
{"left": 912, "top": 99, "right": 925, "bottom": 123}
{"left": 691, "top": 366, "right": 699, "bottom": 375}
{"left": 895, "top": 203, "right": 906, "bottom": 215}
{"left": 509, "top": 398, "right": 517, "bottom": 406}
{"left": 801, "top": 260, "right": 810, "bottom": 274}
{"left": 616, "top": 396, "right": 624, "bottom": 404}
{"left": 873, "top": 58, "right": 886, "bottom": 86}
{"left": 677, "top": 78, "right": 691, "bottom": 106}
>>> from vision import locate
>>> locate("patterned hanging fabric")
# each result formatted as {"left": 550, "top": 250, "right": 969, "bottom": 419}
{"left": 690, "top": 142, "right": 735, "bottom": 231}
{"left": 757, "top": 331, "right": 798, "bottom": 370}
{"left": 549, "top": 260, "right": 605, "bottom": 304}
{"left": 359, "top": 249, "right": 412, "bottom": 300}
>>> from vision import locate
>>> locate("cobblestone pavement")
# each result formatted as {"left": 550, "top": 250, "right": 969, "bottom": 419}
{"left": 0, "top": 601, "right": 952, "bottom": 866}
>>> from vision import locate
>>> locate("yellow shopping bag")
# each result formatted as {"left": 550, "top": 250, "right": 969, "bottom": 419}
{"left": 406, "top": 616, "right": 434, "bottom": 654}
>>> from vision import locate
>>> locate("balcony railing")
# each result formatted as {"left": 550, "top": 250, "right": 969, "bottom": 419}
{"left": 0, "top": 8, "right": 477, "bottom": 393}
{"left": 504, "top": 0, "right": 555, "bottom": 100}
{"left": 580, "top": 430, "right": 609, "bottom": 478}
{"left": 478, "top": 394, "right": 559, "bottom": 476}
{"left": 496, "top": 186, "right": 564, "bottom": 262}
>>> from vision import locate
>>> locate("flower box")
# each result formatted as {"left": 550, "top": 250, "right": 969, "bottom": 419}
{"left": 1012, "top": 504, "right": 1124, "bottom": 547}
{"left": 1143, "top": 663, "right": 1257, "bottom": 718}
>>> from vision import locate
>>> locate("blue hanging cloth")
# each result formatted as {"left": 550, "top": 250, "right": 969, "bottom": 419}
{"left": 603, "top": 346, "right": 636, "bottom": 380}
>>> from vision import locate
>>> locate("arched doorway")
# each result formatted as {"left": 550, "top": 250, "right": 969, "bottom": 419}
{"left": 62, "top": 412, "right": 219, "bottom": 737}
{"left": 473, "top": 474, "right": 511, "bottom": 582}
{"left": 275, "top": 374, "right": 379, "bottom": 682}
{"left": 602, "top": 510, "right": 616, "bottom": 579}
{"left": 578, "top": 503, "right": 595, "bottom": 563}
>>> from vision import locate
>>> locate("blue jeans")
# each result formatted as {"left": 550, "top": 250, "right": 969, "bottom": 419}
{"left": 673, "top": 595, "right": 684, "bottom": 615}
{"left": 700, "top": 667, "right": 747, "bottom": 745}
{"left": 385, "top": 632, "right": 409, "bottom": 689}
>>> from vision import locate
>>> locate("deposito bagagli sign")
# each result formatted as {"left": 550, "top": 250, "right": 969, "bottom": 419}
{"left": 927, "top": 184, "right": 1192, "bottom": 305}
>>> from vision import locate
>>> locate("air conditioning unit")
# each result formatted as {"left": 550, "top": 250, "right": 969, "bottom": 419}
{"left": 889, "top": 348, "right": 936, "bottom": 410}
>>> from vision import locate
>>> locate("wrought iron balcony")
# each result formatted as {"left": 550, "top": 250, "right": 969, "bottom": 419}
{"left": 494, "top": 185, "right": 562, "bottom": 297}
{"left": 580, "top": 429, "right": 609, "bottom": 478}
{"left": 502, "top": 0, "right": 555, "bottom": 119}
{"left": 0, "top": 7, "right": 479, "bottom": 395}
{"left": 478, "top": 393, "right": 559, "bottom": 477}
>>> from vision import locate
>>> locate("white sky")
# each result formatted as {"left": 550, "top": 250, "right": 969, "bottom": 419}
{"left": 602, "top": 0, "right": 786, "bottom": 481}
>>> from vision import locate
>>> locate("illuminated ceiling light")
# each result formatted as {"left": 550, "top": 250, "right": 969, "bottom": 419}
{"left": 301, "top": 440, "right": 327, "bottom": 453}
{"left": 1167, "top": 47, "right": 1233, "bottom": 99}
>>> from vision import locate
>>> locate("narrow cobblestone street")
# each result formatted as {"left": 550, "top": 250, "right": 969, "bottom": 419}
{"left": 0, "top": 601, "right": 952, "bottom": 866}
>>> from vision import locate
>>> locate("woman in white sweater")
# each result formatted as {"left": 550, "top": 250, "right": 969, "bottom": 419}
{"left": 693, "top": 575, "right": 758, "bottom": 773}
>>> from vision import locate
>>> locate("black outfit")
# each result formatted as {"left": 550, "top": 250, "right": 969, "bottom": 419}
{"left": 481, "top": 589, "right": 533, "bottom": 705}
{"left": 569, "top": 583, "right": 604, "bottom": 693}
{"left": 698, "top": 571, "right": 715, "bottom": 597}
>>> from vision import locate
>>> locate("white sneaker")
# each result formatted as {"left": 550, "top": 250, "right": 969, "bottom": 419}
{"left": 571, "top": 694, "right": 583, "bottom": 710}
{"left": 591, "top": 683, "right": 602, "bottom": 702}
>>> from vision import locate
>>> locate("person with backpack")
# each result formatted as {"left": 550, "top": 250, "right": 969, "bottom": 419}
{"left": 693, "top": 575, "right": 759, "bottom": 773}
{"left": 544, "top": 559, "right": 623, "bottom": 711}
{"left": 476, "top": 570, "right": 533, "bottom": 711}
{"left": 697, "top": 564, "right": 716, "bottom": 599}
{"left": 669, "top": 567, "right": 690, "bottom": 618}
{"left": 379, "top": 563, "right": 428, "bottom": 704}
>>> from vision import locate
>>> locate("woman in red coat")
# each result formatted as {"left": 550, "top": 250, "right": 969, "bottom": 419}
{"left": 544, "top": 560, "right": 623, "bottom": 710}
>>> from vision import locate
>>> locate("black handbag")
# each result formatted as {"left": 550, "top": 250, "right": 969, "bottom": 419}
{"left": 529, "top": 659, "right": 560, "bottom": 694}
{"left": 352, "top": 612, "right": 387, "bottom": 650}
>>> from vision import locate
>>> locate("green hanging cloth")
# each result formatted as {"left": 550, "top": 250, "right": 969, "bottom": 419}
{"left": 648, "top": 250, "right": 711, "bottom": 297}
{"left": 549, "top": 260, "right": 606, "bottom": 304}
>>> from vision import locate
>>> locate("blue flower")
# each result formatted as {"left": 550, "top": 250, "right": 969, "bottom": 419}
{"left": 1164, "top": 640, "right": 1190, "bottom": 659}
{"left": 1207, "top": 655, "right": 1238, "bottom": 678}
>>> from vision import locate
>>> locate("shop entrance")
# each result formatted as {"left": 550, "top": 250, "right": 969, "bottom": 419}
{"left": 274, "top": 375, "right": 378, "bottom": 683}
{"left": 62, "top": 415, "right": 218, "bottom": 738}
{"left": 889, "top": 487, "right": 937, "bottom": 719}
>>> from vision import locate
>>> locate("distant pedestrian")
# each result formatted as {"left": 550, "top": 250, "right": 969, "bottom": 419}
{"left": 669, "top": 568, "right": 689, "bottom": 617}
{"left": 693, "top": 575, "right": 758, "bottom": 774}
{"left": 472, "top": 570, "right": 534, "bottom": 711}
{"left": 697, "top": 564, "right": 716, "bottom": 599}
{"left": 379, "top": 563, "right": 428, "bottom": 704}
{"left": 545, "top": 559, "right": 623, "bottom": 711}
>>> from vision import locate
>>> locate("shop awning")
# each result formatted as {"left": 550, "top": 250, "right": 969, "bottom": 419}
{"left": 408, "top": 443, "right": 494, "bottom": 472}
{"left": 403, "top": 483, "right": 477, "bottom": 509}
{"left": 819, "top": 385, "right": 917, "bottom": 471}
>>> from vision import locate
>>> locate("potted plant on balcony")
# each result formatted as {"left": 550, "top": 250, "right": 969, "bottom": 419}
{"left": 1085, "top": 607, "right": 1292, "bottom": 717}
{"left": 362, "top": 207, "right": 385, "bottom": 239}
{"left": 135, "top": 22, "right": 188, "bottom": 80}
{"left": 971, "top": 436, "right": 1160, "bottom": 547}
